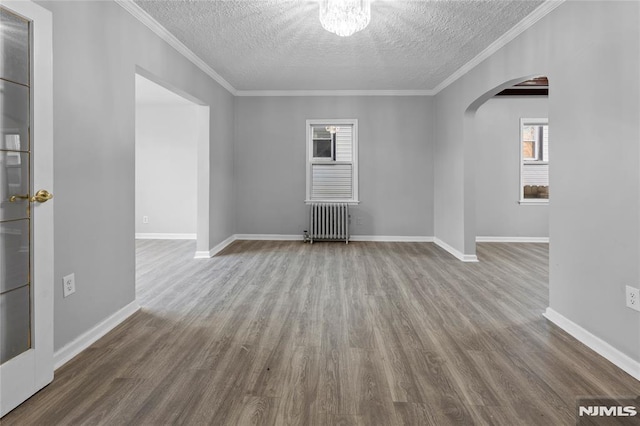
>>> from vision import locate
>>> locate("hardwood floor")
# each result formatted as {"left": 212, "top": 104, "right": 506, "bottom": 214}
{"left": 4, "top": 240, "right": 639, "bottom": 425}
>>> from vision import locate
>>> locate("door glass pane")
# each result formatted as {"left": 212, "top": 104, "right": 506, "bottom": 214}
{"left": 0, "top": 8, "right": 29, "bottom": 86}
{"left": 1, "top": 151, "right": 29, "bottom": 221}
{"left": 0, "top": 219, "right": 29, "bottom": 294}
{"left": 1, "top": 79, "right": 30, "bottom": 151}
{"left": 0, "top": 286, "right": 30, "bottom": 363}
{"left": 0, "top": 5, "right": 30, "bottom": 365}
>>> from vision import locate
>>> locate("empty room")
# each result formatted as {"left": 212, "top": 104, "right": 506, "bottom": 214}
{"left": 1, "top": 0, "right": 639, "bottom": 424}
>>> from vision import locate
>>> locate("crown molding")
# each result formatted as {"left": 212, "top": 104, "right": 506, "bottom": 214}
{"left": 431, "top": 0, "right": 566, "bottom": 95}
{"left": 116, "top": 0, "right": 563, "bottom": 98}
{"left": 114, "top": 0, "right": 237, "bottom": 95}
{"left": 235, "top": 89, "right": 434, "bottom": 97}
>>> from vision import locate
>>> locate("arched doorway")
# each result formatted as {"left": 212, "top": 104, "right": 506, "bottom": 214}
{"left": 462, "top": 75, "right": 549, "bottom": 259}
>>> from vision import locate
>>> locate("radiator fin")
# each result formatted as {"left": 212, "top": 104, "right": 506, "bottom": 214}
{"left": 309, "top": 203, "right": 349, "bottom": 244}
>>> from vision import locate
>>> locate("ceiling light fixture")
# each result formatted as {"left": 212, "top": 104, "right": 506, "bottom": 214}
{"left": 319, "top": 0, "right": 371, "bottom": 37}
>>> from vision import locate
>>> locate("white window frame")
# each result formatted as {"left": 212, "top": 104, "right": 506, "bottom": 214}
{"left": 305, "top": 118, "right": 359, "bottom": 204}
{"left": 519, "top": 118, "right": 549, "bottom": 205}
{"left": 311, "top": 127, "right": 334, "bottom": 162}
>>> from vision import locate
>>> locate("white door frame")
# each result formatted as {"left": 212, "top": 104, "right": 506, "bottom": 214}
{"left": 0, "top": 0, "right": 54, "bottom": 417}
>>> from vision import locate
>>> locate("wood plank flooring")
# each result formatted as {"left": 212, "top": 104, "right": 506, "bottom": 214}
{"left": 4, "top": 240, "right": 640, "bottom": 425}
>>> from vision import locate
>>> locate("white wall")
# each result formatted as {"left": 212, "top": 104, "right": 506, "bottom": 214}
{"left": 135, "top": 104, "right": 198, "bottom": 235}
{"left": 475, "top": 96, "right": 549, "bottom": 238}
{"left": 234, "top": 96, "right": 434, "bottom": 238}
{"left": 434, "top": 1, "right": 640, "bottom": 363}
{"left": 37, "top": 0, "right": 235, "bottom": 352}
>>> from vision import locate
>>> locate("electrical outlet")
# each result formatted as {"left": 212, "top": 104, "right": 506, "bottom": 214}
{"left": 142, "top": 216, "right": 149, "bottom": 224}
{"left": 625, "top": 285, "right": 640, "bottom": 312}
{"left": 63, "top": 273, "right": 76, "bottom": 298}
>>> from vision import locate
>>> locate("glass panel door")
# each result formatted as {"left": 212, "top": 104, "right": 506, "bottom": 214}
{"left": 0, "top": 6, "right": 31, "bottom": 365}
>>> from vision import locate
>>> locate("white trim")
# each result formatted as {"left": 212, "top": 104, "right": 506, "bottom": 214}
{"left": 476, "top": 236, "right": 549, "bottom": 243}
{"left": 306, "top": 119, "right": 359, "bottom": 203}
{"left": 135, "top": 233, "right": 196, "bottom": 240}
{"left": 235, "top": 234, "right": 304, "bottom": 241}
{"left": 194, "top": 234, "right": 237, "bottom": 258}
{"left": 114, "top": 0, "right": 236, "bottom": 95}
{"left": 519, "top": 199, "right": 549, "bottom": 205}
{"left": 235, "top": 234, "right": 436, "bottom": 243}
{"left": 53, "top": 301, "right": 140, "bottom": 370}
{"left": 195, "top": 104, "right": 211, "bottom": 255}
{"left": 0, "top": 0, "right": 55, "bottom": 417}
{"left": 236, "top": 89, "right": 434, "bottom": 97}
{"left": 432, "top": 1, "right": 565, "bottom": 95}
{"left": 193, "top": 251, "right": 212, "bottom": 259}
{"left": 235, "top": 234, "right": 436, "bottom": 242}
{"left": 350, "top": 235, "right": 434, "bottom": 242}
{"left": 544, "top": 308, "right": 640, "bottom": 381}
{"left": 434, "top": 238, "right": 479, "bottom": 262}
{"left": 29, "top": 0, "right": 55, "bottom": 389}
{"left": 305, "top": 200, "right": 361, "bottom": 205}
{"left": 519, "top": 117, "right": 549, "bottom": 202}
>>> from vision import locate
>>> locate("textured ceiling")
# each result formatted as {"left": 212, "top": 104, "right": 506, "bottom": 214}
{"left": 134, "top": 0, "right": 545, "bottom": 91}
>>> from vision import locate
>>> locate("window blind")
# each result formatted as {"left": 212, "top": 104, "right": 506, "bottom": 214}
{"left": 311, "top": 163, "right": 353, "bottom": 199}
{"left": 310, "top": 125, "right": 353, "bottom": 200}
{"left": 335, "top": 126, "right": 352, "bottom": 162}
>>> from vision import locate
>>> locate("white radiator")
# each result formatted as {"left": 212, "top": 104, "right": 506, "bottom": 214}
{"left": 308, "top": 203, "right": 349, "bottom": 244}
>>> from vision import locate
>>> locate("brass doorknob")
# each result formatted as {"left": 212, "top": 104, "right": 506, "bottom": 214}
{"left": 31, "top": 189, "right": 53, "bottom": 203}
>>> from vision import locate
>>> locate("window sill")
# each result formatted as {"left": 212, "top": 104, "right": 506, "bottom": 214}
{"left": 305, "top": 200, "right": 360, "bottom": 205}
{"left": 519, "top": 199, "right": 549, "bottom": 205}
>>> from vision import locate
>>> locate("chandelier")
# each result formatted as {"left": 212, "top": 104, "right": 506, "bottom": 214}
{"left": 319, "top": 0, "right": 371, "bottom": 37}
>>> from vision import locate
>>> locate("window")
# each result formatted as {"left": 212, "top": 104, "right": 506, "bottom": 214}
{"left": 520, "top": 118, "right": 549, "bottom": 203}
{"left": 306, "top": 119, "right": 358, "bottom": 203}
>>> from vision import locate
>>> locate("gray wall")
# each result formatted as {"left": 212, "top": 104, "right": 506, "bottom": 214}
{"left": 475, "top": 96, "right": 549, "bottom": 238}
{"left": 37, "top": 0, "right": 640, "bottom": 371}
{"left": 135, "top": 104, "right": 197, "bottom": 235}
{"left": 37, "top": 0, "right": 235, "bottom": 351}
{"left": 234, "top": 96, "right": 434, "bottom": 237}
{"left": 434, "top": 1, "right": 640, "bottom": 361}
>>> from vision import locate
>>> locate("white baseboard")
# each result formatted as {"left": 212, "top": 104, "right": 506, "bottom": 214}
{"left": 434, "top": 238, "right": 478, "bottom": 262}
{"left": 544, "top": 307, "right": 640, "bottom": 381}
{"left": 476, "top": 236, "right": 549, "bottom": 243}
{"left": 235, "top": 234, "right": 304, "bottom": 241}
{"left": 168, "top": 234, "right": 474, "bottom": 263}
{"left": 194, "top": 234, "right": 237, "bottom": 258}
{"left": 54, "top": 300, "right": 140, "bottom": 370}
{"left": 135, "top": 233, "right": 196, "bottom": 240}
{"left": 234, "top": 234, "right": 434, "bottom": 243}
{"left": 350, "top": 235, "right": 434, "bottom": 242}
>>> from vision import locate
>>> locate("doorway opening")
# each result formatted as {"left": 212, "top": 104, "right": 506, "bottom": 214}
{"left": 474, "top": 77, "right": 549, "bottom": 243}
{"left": 134, "top": 70, "right": 210, "bottom": 271}
{"left": 463, "top": 75, "right": 550, "bottom": 259}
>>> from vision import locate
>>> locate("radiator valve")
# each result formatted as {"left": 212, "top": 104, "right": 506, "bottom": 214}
{"left": 303, "top": 230, "right": 310, "bottom": 243}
